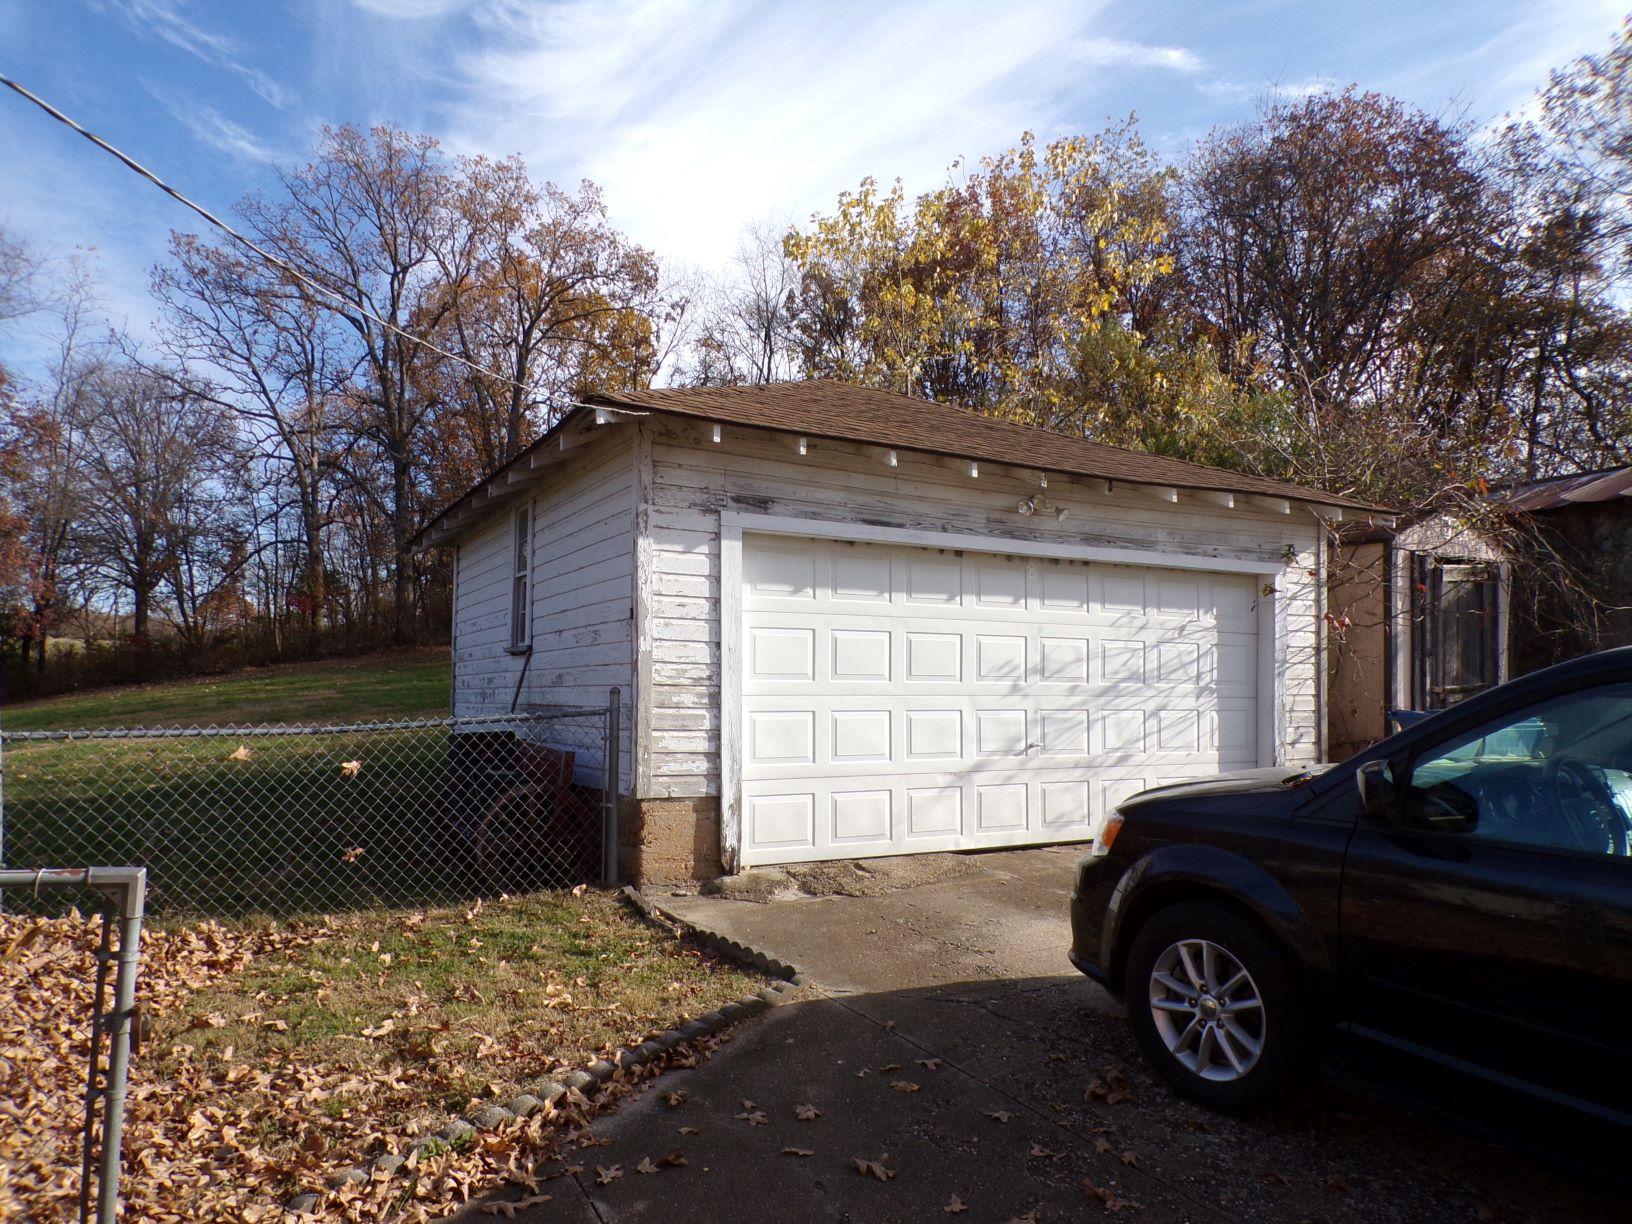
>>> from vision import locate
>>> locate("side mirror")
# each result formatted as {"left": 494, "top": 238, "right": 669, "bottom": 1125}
{"left": 1355, "top": 760, "right": 1400, "bottom": 826}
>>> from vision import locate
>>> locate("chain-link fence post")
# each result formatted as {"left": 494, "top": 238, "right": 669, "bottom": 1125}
{"left": 602, "top": 688, "right": 620, "bottom": 887}
{"left": 95, "top": 867, "right": 144, "bottom": 1224}
{"left": 0, "top": 866, "right": 145, "bottom": 1224}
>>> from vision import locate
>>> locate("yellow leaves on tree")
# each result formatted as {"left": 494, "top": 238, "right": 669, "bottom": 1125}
{"left": 784, "top": 124, "right": 1174, "bottom": 421}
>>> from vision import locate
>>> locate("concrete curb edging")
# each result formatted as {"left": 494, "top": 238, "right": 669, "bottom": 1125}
{"left": 620, "top": 885, "right": 813, "bottom": 990}
{"left": 280, "top": 888, "right": 806, "bottom": 1218}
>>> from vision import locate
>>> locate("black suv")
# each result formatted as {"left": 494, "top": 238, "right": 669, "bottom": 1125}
{"left": 1069, "top": 647, "right": 1632, "bottom": 1121}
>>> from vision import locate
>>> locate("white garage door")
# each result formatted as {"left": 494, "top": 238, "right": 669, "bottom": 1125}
{"left": 738, "top": 535, "right": 1262, "bottom": 866}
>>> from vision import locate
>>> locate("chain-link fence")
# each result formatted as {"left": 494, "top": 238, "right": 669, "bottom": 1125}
{"left": 0, "top": 702, "right": 619, "bottom": 918}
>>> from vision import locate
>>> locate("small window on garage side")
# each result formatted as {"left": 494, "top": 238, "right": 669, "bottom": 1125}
{"left": 509, "top": 504, "right": 531, "bottom": 650}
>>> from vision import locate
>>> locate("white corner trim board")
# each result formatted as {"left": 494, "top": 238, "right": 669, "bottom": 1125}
{"left": 718, "top": 512, "right": 1288, "bottom": 872}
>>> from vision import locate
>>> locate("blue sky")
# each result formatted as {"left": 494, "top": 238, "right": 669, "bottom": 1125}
{"left": 0, "top": 0, "right": 1624, "bottom": 371}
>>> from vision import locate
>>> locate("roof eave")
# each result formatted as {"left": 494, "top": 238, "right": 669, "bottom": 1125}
{"left": 411, "top": 403, "right": 642, "bottom": 549}
{"left": 585, "top": 394, "right": 1393, "bottom": 518}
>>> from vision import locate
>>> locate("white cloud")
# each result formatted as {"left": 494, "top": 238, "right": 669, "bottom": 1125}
{"left": 0, "top": 113, "right": 173, "bottom": 370}
{"left": 146, "top": 84, "right": 286, "bottom": 165}
{"left": 435, "top": 0, "right": 1198, "bottom": 268}
{"left": 1197, "top": 76, "right": 1333, "bottom": 103}
{"left": 1077, "top": 37, "right": 1203, "bottom": 73}
{"left": 96, "top": 0, "right": 292, "bottom": 108}
{"left": 350, "top": 0, "right": 475, "bottom": 17}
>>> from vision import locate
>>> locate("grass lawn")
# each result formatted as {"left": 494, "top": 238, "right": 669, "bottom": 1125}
{"left": 4, "top": 893, "right": 764, "bottom": 1221}
{"left": 1, "top": 649, "right": 611, "bottom": 919}
{"left": 2, "top": 725, "right": 484, "bottom": 915}
{"left": 2, "top": 648, "right": 452, "bottom": 732}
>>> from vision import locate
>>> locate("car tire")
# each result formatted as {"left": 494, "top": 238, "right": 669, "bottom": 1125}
{"left": 1124, "top": 900, "right": 1309, "bottom": 1112}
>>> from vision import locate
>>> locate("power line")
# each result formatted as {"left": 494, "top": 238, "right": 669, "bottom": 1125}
{"left": 0, "top": 71, "right": 530, "bottom": 395}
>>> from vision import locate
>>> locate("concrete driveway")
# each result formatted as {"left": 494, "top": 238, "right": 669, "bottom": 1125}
{"left": 477, "top": 847, "right": 1621, "bottom": 1223}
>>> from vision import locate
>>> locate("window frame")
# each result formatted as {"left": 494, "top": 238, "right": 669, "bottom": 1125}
{"left": 508, "top": 502, "right": 532, "bottom": 652}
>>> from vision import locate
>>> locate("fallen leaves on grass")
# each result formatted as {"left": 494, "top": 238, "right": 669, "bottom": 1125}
{"left": 339, "top": 759, "right": 363, "bottom": 778}
{"left": 1, "top": 896, "right": 757, "bottom": 1223}
{"left": 226, "top": 744, "right": 252, "bottom": 761}
{"left": 0, "top": 911, "right": 319, "bottom": 1221}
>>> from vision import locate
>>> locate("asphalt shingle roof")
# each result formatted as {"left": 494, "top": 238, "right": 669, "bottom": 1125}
{"left": 415, "top": 379, "right": 1389, "bottom": 545}
{"left": 586, "top": 380, "right": 1384, "bottom": 512}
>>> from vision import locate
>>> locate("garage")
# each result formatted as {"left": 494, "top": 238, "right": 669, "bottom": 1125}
{"left": 738, "top": 535, "right": 1262, "bottom": 865}
{"left": 422, "top": 379, "right": 1378, "bottom": 884}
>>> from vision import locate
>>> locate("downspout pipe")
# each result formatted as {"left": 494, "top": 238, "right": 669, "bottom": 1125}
{"left": 509, "top": 643, "right": 535, "bottom": 713}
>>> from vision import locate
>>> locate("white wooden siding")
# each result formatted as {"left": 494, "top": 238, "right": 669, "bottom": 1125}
{"left": 451, "top": 430, "right": 636, "bottom": 787}
{"left": 640, "top": 418, "right": 1323, "bottom": 800}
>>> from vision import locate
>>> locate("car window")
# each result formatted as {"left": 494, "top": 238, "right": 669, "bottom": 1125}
{"left": 1403, "top": 683, "right": 1632, "bottom": 857}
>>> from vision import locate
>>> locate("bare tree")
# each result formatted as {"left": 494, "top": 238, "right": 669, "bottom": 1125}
{"left": 238, "top": 125, "right": 459, "bottom": 644}
{"left": 0, "top": 223, "right": 42, "bottom": 323}
{"left": 78, "top": 364, "right": 235, "bottom": 642}
{"left": 681, "top": 221, "right": 800, "bottom": 386}
{"left": 155, "top": 235, "right": 356, "bottom": 645}
{"left": 0, "top": 263, "right": 108, "bottom": 678}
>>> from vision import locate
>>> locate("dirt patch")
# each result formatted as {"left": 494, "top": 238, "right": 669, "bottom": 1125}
{"left": 700, "top": 852, "right": 987, "bottom": 902}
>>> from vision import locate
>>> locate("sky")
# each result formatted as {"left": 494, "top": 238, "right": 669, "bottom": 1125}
{"left": 0, "top": 0, "right": 1625, "bottom": 375}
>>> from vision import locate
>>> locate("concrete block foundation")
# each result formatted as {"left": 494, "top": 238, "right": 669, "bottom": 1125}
{"left": 618, "top": 796, "right": 723, "bottom": 885}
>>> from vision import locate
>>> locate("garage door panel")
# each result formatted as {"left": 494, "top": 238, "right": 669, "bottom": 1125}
{"left": 831, "top": 629, "right": 891, "bottom": 680}
{"left": 830, "top": 549, "right": 891, "bottom": 601}
{"left": 831, "top": 789, "right": 892, "bottom": 845}
{"left": 739, "top": 536, "right": 1262, "bottom": 866}
{"left": 745, "top": 544, "right": 816, "bottom": 599}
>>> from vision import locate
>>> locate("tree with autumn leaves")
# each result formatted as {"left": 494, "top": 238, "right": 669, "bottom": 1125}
{"left": 4, "top": 18, "right": 1631, "bottom": 696}
{"left": 771, "top": 32, "right": 1632, "bottom": 507}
